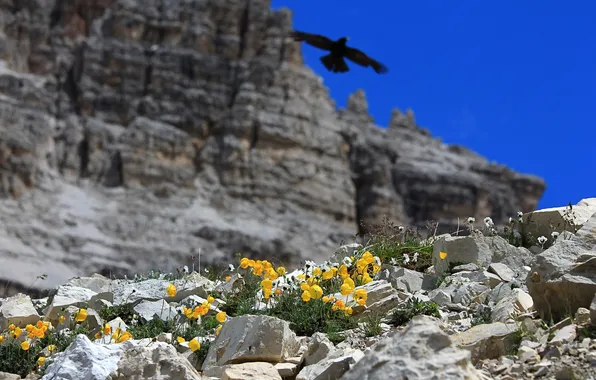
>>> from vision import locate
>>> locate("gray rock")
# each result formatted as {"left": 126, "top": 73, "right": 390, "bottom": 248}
{"left": 201, "top": 315, "right": 300, "bottom": 377}
{"left": 527, "top": 213, "right": 596, "bottom": 321}
{"left": 340, "top": 315, "right": 484, "bottom": 380}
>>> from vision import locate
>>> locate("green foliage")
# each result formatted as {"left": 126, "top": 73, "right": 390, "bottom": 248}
{"left": 389, "top": 297, "right": 440, "bottom": 326}
{"left": 0, "top": 323, "right": 90, "bottom": 378}
{"left": 360, "top": 312, "right": 384, "bottom": 337}
{"left": 263, "top": 291, "right": 357, "bottom": 337}
{"left": 98, "top": 303, "right": 137, "bottom": 325}
{"left": 219, "top": 273, "right": 262, "bottom": 317}
{"left": 359, "top": 216, "right": 435, "bottom": 272}
{"left": 471, "top": 305, "right": 493, "bottom": 326}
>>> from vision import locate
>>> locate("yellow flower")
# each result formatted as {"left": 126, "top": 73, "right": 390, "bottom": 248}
{"left": 225, "top": 275, "right": 231, "bottom": 281}
{"left": 312, "top": 267, "right": 322, "bottom": 277}
{"left": 340, "top": 283, "right": 353, "bottom": 296}
{"left": 309, "top": 285, "right": 323, "bottom": 299}
{"left": 322, "top": 296, "right": 330, "bottom": 303}
{"left": 37, "top": 356, "right": 46, "bottom": 367}
{"left": 253, "top": 261, "right": 264, "bottom": 276}
{"left": 297, "top": 274, "right": 306, "bottom": 280}
{"left": 189, "top": 337, "right": 201, "bottom": 352}
{"left": 177, "top": 336, "right": 185, "bottom": 343}
{"left": 261, "top": 279, "right": 273, "bottom": 290}
{"left": 372, "top": 264, "right": 381, "bottom": 274}
{"left": 344, "top": 307, "right": 353, "bottom": 316}
{"left": 94, "top": 332, "right": 102, "bottom": 339}
{"left": 362, "top": 251, "right": 374, "bottom": 264}
{"left": 240, "top": 257, "right": 250, "bottom": 269}
{"left": 13, "top": 327, "right": 22, "bottom": 338}
{"left": 0, "top": 335, "right": 4, "bottom": 343}
{"left": 103, "top": 323, "right": 111, "bottom": 335}
{"left": 75, "top": 308, "right": 88, "bottom": 323}
{"left": 25, "top": 324, "right": 34, "bottom": 333}
{"left": 216, "top": 312, "right": 227, "bottom": 323}
{"left": 21, "top": 341, "right": 30, "bottom": 350}
{"left": 59, "top": 315, "right": 66, "bottom": 324}
{"left": 361, "top": 273, "right": 373, "bottom": 284}
{"left": 300, "top": 282, "right": 311, "bottom": 292}
{"left": 166, "top": 283, "right": 177, "bottom": 297}
{"left": 47, "top": 345, "right": 56, "bottom": 352}
{"left": 116, "top": 331, "right": 132, "bottom": 343}
{"left": 207, "top": 295, "right": 215, "bottom": 304}
{"left": 275, "top": 289, "right": 281, "bottom": 295}
{"left": 276, "top": 266, "right": 286, "bottom": 276}
{"left": 8, "top": 324, "right": 15, "bottom": 331}
{"left": 301, "top": 290, "right": 312, "bottom": 302}
{"left": 215, "top": 325, "right": 222, "bottom": 336}
{"left": 333, "top": 300, "right": 346, "bottom": 311}
{"left": 265, "top": 268, "right": 278, "bottom": 281}
{"left": 440, "top": 251, "right": 448, "bottom": 260}
{"left": 322, "top": 270, "right": 334, "bottom": 280}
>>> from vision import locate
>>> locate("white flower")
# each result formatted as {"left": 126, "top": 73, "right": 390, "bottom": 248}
{"left": 537, "top": 236, "right": 547, "bottom": 245}
{"left": 412, "top": 252, "right": 419, "bottom": 263}
{"left": 183, "top": 265, "right": 189, "bottom": 274}
{"left": 342, "top": 256, "right": 353, "bottom": 266}
{"left": 398, "top": 226, "right": 405, "bottom": 232}
{"left": 467, "top": 217, "right": 476, "bottom": 224}
{"left": 484, "top": 217, "right": 494, "bottom": 228}
{"left": 374, "top": 256, "right": 382, "bottom": 266}
{"left": 403, "top": 254, "right": 410, "bottom": 265}
{"left": 204, "top": 268, "right": 209, "bottom": 273}
{"left": 551, "top": 231, "right": 560, "bottom": 239}
{"left": 508, "top": 217, "right": 513, "bottom": 224}
{"left": 228, "top": 264, "right": 235, "bottom": 271}
{"left": 517, "top": 211, "right": 524, "bottom": 218}
{"left": 389, "top": 257, "right": 398, "bottom": 266}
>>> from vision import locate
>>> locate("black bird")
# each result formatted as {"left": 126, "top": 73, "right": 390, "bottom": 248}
{"left": 290, "top": 30, "right": 389, "bottom": 74}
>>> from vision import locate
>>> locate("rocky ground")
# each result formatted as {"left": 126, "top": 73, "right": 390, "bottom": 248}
{"left": 0, "top": 200, "right": 594, "bottom": 379}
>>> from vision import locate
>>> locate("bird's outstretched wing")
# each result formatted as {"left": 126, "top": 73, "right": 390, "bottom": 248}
{"left": 344, "top": 47, "right": 389, "bottom": 74}
{"left": 290, "top": 30, "right": 335, "bottom": 51}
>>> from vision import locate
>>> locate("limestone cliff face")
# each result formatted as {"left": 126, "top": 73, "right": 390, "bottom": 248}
{"left": 0, "top": 0, "right": 545, "bottom": 294}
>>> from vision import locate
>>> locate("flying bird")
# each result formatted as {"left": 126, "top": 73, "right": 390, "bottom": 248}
{"left": 290, "top": 30, "right": 389, "bottom": 74}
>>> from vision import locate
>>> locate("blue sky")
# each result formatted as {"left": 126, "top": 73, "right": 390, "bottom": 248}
{"left": 270, "top": 0, "right": 595, "bottom": 210}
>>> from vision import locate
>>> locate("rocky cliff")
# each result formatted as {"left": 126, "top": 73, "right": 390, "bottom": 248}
{"left": 0, "top": 0, "right": 546, "bottom": 295}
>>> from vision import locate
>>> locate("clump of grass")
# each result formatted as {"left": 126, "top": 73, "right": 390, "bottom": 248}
{"left": 360, "top": 312, "right": 384, "bottom": 337}
{"left": 471, "top": 304, "right": 493, "bottom": 326}
{"left": 389, "top": 297, "right": 440, "bottom": 326}
{"left": 358, "top": 216, "right": 435, "bottom": 272}
{"left": 98, "top": 303, "right": 137, "bottom": 325}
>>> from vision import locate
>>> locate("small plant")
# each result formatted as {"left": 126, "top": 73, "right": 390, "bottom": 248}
{"left": 358, "top": 216, "right": 434, "bottom": 272}
{"left": 360, "top": 312, "right": 384, "bottom": 337}
{"left": 389, "top": 297, "right": 440, "bottom": 326}
{"left": 471, "top": 305, "right": 493, "bottom": 326}
{"left": 98, "top": 303, "right": 137, "bottom": 325}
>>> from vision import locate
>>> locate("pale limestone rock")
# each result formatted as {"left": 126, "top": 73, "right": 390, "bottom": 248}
{"left": 522, "top": 198, "right": 596, "bottom": 243}
{"left": 221, "top": 362, "right": 281, "bottom": 380}
{"left": 451, "top": 322, "right": 520, "bottom": 363}
{"left": 43, "top": 285, "right": 100, "bottom": 322}
{"left": 489, "top": 263, "right": 516, "bottom": 282}
{"left": 296, "top": 348, "right": 364, "bottom": 380}
{"left": 490, "top": 288, "right": 534, "bottom": 323}
{"left": 549, "top": 324, "right": 577, "bottom": 346}
{"left": 341, "top": 315, "right": 484, "bottom": 380}
{"left": 201, "top": 315, "right": 300, "bottom": 377}
{"left": 0, "top": 293, "right": 40, "bottom": 329}
{"left": 527, "top": 213, "right": 596, "bottom": 321}
{"left": 274, "top": 362, "right": 299, "bottom": 378}
{"left": 133, "top": 299, "right": 177, "bottom": 322}
{"left": 112, "top": 341, "right": 204, "bottom": 379}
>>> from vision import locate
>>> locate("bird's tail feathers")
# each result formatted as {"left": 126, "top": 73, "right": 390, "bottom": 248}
{"left": 320, "top": 54, "right": 350, "bottom": 73}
